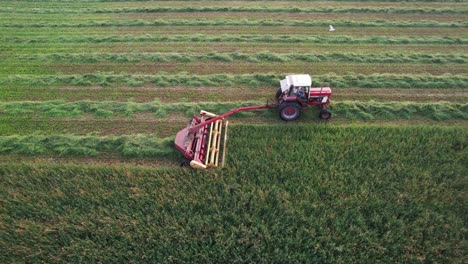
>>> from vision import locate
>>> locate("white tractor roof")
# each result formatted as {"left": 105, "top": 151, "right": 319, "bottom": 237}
{"left": 280, "top": 74, "right": 312, "bottom": 92}
{"left": 287, "top": 74, "right": 312, "bottom": 87}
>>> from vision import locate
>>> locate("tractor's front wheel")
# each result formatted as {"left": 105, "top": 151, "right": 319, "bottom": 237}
{"left": 319, "top": 109, "right": 332, "bottom": 120}
{"left": 280, "top": 102, "right": 301, "bottom": 121}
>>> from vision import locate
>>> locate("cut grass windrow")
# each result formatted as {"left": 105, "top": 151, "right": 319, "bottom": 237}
{"left": 0, "top": 134, "right": 175, "bottom": 157}
{"left": 2, "top": 19, "right": 465, "bottom": 28}
{"left": 2, "top": 73, "right": 467, "bottom": 89}
{"left": 2, "top": 6, "right": 466, "bottom": 15}
{"left": 7, "top": 35, "right": 465, "bottom": 45}
{"left": 1, "top": 100, "right": 466, "bottom": 121}
{"left": 15, "top": 52, "right": 468, "bottom": 64}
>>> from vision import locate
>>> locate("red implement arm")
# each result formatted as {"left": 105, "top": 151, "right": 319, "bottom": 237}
{"left": 188, "top": 105, "right": 271, "bottom": 134}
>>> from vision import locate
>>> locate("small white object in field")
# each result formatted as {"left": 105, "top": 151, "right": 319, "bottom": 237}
{"left": 329, "top": 25, "right": 335, "bottom": 32}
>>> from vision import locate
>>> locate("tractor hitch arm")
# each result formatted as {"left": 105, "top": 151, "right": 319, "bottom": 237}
{"left": 188, "top": 105, "right": 271, "bottom": 134}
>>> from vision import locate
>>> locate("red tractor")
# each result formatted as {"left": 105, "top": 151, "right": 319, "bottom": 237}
{"left": 276, "top": 74, "right": 332, "bottom": 121}
{"left": 174, "top": 74, "right": 332, "bottom": 169}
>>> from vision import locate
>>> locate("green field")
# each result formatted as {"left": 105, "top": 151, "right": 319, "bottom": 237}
{"left": 0, "top": 0, "right": 467, "bottom": 262}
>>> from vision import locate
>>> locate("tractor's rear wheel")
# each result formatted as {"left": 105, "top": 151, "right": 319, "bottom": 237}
{"left": 280, "top": 102, "right": 301, "bottom": 121}
{"left": 319, "top": 109, "right": 332, "bottom": 120}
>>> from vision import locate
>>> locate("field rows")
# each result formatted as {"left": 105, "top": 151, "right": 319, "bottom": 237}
{"left": 1, "top": 0, "right": 467, "bottom": 262}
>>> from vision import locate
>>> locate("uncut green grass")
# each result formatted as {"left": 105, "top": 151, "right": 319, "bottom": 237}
{"left": 0, "top": 125, "right": 466, "bottom": 262}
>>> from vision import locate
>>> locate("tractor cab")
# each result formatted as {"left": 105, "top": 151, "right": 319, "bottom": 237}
{"left": 279, "top": 74, "right": 311, "bottom": 100}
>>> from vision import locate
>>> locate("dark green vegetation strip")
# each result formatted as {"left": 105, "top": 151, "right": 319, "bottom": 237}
{"left": 17, "top": 52, "right": 468, "bottom": 64}
{"left": 0, "top": 134, "right": 175, "bottom": 157}
{"left": 1, "top": 100, "right": 466, "bottom": 121}
{"left": 3, "top": 19, "right": 465, "bottom": 28}
{"left": 1, "top": 125, "right": 466, "bottom": 262}
{"left": 2, "top": 6, "right": 466, "bottom": 14}
{"left": 2, "top": 73, "right": 467, "bottom": 89}
{"left": 8, "top": 35, "right": 465, "bottom": 45}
